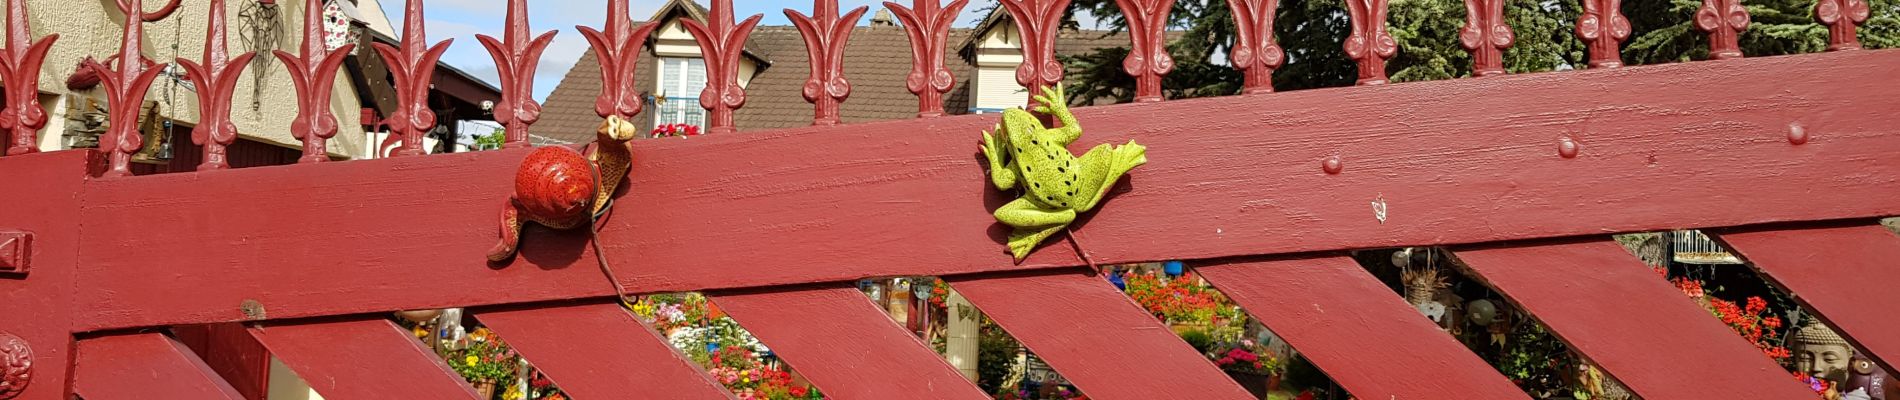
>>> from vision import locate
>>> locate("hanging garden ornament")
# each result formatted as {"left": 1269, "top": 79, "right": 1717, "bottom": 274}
{"left": 1391, "top": 248, "right": 1413, "bottom": 268}
{"left": 321, "top": 0, "right": 359, "bottom": 53}
{"left": 980, "top": 84, "right": 1148, "bottom": 261}
{"left": 1466, "top": 299, "right": 1499, "bottom": 326}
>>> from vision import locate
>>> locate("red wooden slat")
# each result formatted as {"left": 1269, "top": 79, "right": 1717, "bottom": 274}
{"left": 72, "top": 333, "right": 245, "bottom": 400}
{"left": 66, "top": 50, "right": 1900, "bottom": 331}
{"left": 1717, "top": 224, "right": 1900, "bottom": 373}
{"left": 1454, "top": 239, "right": 1814, "bottom": 399}
{"left": 249, "top": 318, "right": 480, "bottom": 399}
{"left": 1197, "top": 256, "right": 1528, "bottom": 399}
{"left": 475, "top": 301, "right": 735, "bottom": 400}
{"left": 710, "top": 283, "right": 990, "bottom": 399}
{"left": 949, "top": 269, "right": 1254, "bottom": 400}
{"left": 0, "top": 151, "right": 93, "bottom": 400}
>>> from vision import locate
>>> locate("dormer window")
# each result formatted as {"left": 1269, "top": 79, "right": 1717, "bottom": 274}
{"left": 655, "top": 57, "right": 707, "bottom": 129}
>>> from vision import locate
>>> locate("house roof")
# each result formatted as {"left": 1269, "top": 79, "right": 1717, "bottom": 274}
{"left": 534, "top": 11, "right": 1133, "bottom": 145}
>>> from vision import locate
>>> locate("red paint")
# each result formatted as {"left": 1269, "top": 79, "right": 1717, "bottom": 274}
{"left": 250, "top": 318, "right": 480, "bottom": 399}
{"left": 476, "top": 302, "right": 736, "bottom": 399}
{"left": 171, "top": 323, "right": 272, "bottom": 400}
{"left": 275, "top": 0, "right": 355, "bottom": 163}
{"left": 950, "top": 269, "right": 1255, "bottom": 400}
{"left": 1227, "top": 0, "right": 1282, "bottom": 94}
{"left": 0, "top": 151, "right": 90, "bottom": 400}
{"left": 576, "top": 0, "right": 660, "bottom": 121}
{"left": 488, "top": 146, "right": 597, "bottom": 261}
{"left": 1461, "top": 0, "right": 1513, "bottom": 76}
{"left": 1816, "top": 0, "right": 1870, "bottom": 51}
{"left": 372, "top": 0, "right": 453, "bottom": 157}
{"left": 1114, "top": 0, "right": 1176, "bottom": 102}
{"left": 1344, "top": 0, "right": 1394, "bottom": 85}
{"left": 1197, "top": 257, "right": 1529, "bottom": 399}
{"left": 997, "top": 0, "right": 1071, "bottom": 107}
{"left": 1696, "top": 0, "right": 1749, "bottom": 60}
{"left": 786, "top": 1, "right": 868, "bottom": 126}
{"left": 0, "top": 0, "right": 56, "bottom": 156}
{"left": 73, "top": 333, "right": 244, "bottom": 399}
{"left": 710, "top": 283, "right": 990, "bottom": 399}
{"left": 176, "top": 0, "right": 258, "bottom": 171}
{"left": 1455, "top": 240, "right": 1815, "bottom": 399}
{"left": 885, "top": 0, "right": 968, "bottom": 117}
{"left": 80, "top": 0, "right": 181, "bottom": 177}
{"left": 476, "top": 0, "right": 558, "bottom": 149}
{"left": 679, "top": 0, "right": 762, "bottom": 135}
{"left": 1717, "top": 224, "right": 1900, "bottom": 374}
{"left": 61, "top": 50, "right": 1900, "bottom": 330}
{"left": 1577, "top": 0, "right": 1630, "bottom": 68}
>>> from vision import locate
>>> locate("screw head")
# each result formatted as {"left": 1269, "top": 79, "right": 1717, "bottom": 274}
{"left": 1788, "top": 123, "right": 1810, "bottom": 145}
{"left": 1558, "top": 137, "right": 1580, "bottom": 159}
{"left": 1322, "top": 156, "right": 1345, "bottom": 175}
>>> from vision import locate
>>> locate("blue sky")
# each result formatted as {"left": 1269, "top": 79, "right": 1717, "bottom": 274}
{"left": 378, "top": 1, "right": 1005, "bottom": 102}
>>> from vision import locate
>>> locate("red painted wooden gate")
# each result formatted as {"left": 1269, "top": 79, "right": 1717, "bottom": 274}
{"left": 3, "top": 0, "right": 1898, "bottom": 399}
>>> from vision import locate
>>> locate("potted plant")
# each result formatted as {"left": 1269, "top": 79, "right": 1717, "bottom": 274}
{"left": 446, "top": 328, "right": 518, "bottom": 399}
{"left": 1210, "top": 341, "right": 1282, "bottom": 400}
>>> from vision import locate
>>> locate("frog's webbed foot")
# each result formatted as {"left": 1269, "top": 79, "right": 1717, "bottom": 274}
{"left": 487, "top": 202, "right": 525, "bottom": 263}
{"left": 1073, "top": 141, "right": 1149, "bottom": 212}
{"left": 981, "top": 125, "right": 1018, "bottom": 190}
{"left": 994, "top": 198, "right": 1077, "bottom": 261}
{"left": 1032, "top": 84, "right": 1081, "bottom": 145}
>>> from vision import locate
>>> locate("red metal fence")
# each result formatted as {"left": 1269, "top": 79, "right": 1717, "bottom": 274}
{"left": 3, "top": 0, "right": 1898, "bottom": 399}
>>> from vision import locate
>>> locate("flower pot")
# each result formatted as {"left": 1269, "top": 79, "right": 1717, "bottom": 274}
{"left": 1170, "top": 322, "right": 1209, "bottom": 336}
{"left": 396, "top": 309, "right": 443, "bottom": 323}
{"left": 1225, "top": 371, "right": 1275, "bottom": 400}
{"left": 473, "top": 379, "right": 498, "bottom": 399}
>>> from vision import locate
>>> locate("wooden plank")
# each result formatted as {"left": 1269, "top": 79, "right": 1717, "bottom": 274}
{"left": 1196, "top": 256, "right": 1528, "bottom": 399}
{"left": 710, "top": 283, "right": 990, "bottom": 399}
{"left": 475, "top": 301, "right": 734, "bottom": 400}
{"left": 172, "top": 323, "right": 273, "bottom": 399}
{"left": 249, "top": 318, "right": 480, "bottom": 399}
{"left": 1454, "top": 239, "right": 1815, "bottom": 399}
{"left": 0, "top": 151, "right": 96, "bottom": 400}
{"left": 70, "top": 50, "right": 1900, "bottom": 330}
{"left": 949, "top": 269, "right": 1255, "bottom": 400}
{"left": 72, "top": 333, "right": 246, "bottom": 400}
{"left": 1717, "top": 223, "right": 1900, "bottom": 374}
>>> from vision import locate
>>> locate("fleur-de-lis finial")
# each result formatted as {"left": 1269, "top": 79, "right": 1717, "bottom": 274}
{"left": 1695, "top": 0, "right": 1749, "bottom": 60}
{"left": 1227, "top": 0, "right": 1283, "bottom": 94}
{"left": 786, "top": 0, "right": 868, "bottom": 126}
{"left": 577, "top": 0, "right": 660, "bottom": 122}
{"left": 885, "top": 0, "right": 968, "bottom": 117}
{"left": 1460, "top": 0, "right": 1514, "bottom": 76}
{"left": 997, "top": 0, "right": 1070, "bottom": 108}
{"left": 0, "top": 0, "right": 57, "bottom": 156}
{"left": 1114, "top": 0, "right": 1176, "bottom": 102}
{"left": 81, "top": 0, "right": 182, "bottom": 176}
{"left": 1576, "top": 0, "right": 1630, "bottom": 68}
{"left": 679, "top": 0, "right": 762, "bottom": 135}
{"left": 477, "top": 0, "right": 558, "bottom": 148}
{"left": 177, "top": 0, "right": 258, "bottom": 170}
{"left": 372, "top": 0, "right": 453, "bottom": 157}
{"left": 1344, "top": 0, "right": 1395, "bottom": 85}
{"left": 1815, "top": 0, "right": 1869, "bottom": 51}
{"left": 276, "top": 0, "right": 356, "bottom": 163}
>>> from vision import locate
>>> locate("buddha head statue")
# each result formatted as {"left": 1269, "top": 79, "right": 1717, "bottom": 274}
{"left": 1793, "top": 320, "right": 1854, "bottom": 383}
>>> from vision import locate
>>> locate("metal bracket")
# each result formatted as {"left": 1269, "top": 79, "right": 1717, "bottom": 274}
{"left": 0, "top": 231, "right": 29, "bottom": 275}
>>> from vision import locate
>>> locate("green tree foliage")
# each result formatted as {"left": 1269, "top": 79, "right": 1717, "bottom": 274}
{"left": 1060, "top": 0, "right": 1895, "bottom": 100}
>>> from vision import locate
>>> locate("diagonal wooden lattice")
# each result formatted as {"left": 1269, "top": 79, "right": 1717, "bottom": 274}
{"left": 2, "top": 1, "right": 1900, "bottom": 399}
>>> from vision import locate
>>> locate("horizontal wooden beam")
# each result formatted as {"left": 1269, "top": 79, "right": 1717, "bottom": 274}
{"left": 66, "top": 50, "right": 1900, "bottom": 331}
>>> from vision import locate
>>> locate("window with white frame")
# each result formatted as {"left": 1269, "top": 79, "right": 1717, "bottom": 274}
{"left": 655, "top": 57, "right": 707, "bottom": 129}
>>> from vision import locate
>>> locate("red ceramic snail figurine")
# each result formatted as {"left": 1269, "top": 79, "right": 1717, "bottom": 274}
{"left": 488, "top": 116, "right": 639, "bottom": 262}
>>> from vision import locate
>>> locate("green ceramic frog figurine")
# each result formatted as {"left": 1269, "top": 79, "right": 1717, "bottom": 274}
{"left": 981, "top": 84, "right": 1148, "bottom": 261}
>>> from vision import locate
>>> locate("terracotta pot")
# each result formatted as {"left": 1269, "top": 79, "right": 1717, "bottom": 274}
{"left": 395, "top": 309, "right": 443, "bottom": 323}
{"left": 1225, "top": 371, "right": 1275, "bottom": 400}
{"left": 474, "top": 379, "right": 498, "bottom": 399}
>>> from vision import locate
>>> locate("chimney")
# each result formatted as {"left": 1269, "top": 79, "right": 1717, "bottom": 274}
{"left": 871, "top": 9, "right": 897, "bottom": 27}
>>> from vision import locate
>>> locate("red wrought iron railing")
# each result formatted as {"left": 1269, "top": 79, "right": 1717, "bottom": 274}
{"left": 1, "top": 0, "right": 1898, "bottom": 399}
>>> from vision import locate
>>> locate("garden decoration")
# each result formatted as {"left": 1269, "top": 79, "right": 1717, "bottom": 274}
{"left": 488, "top": 116, "right": 639, "bottom": 263}
{"left": 1794, "top": 320, "right": 1855, "bottom": 383}
{"left": 981, "top": 84, "right": 1147, "bottom": 261}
